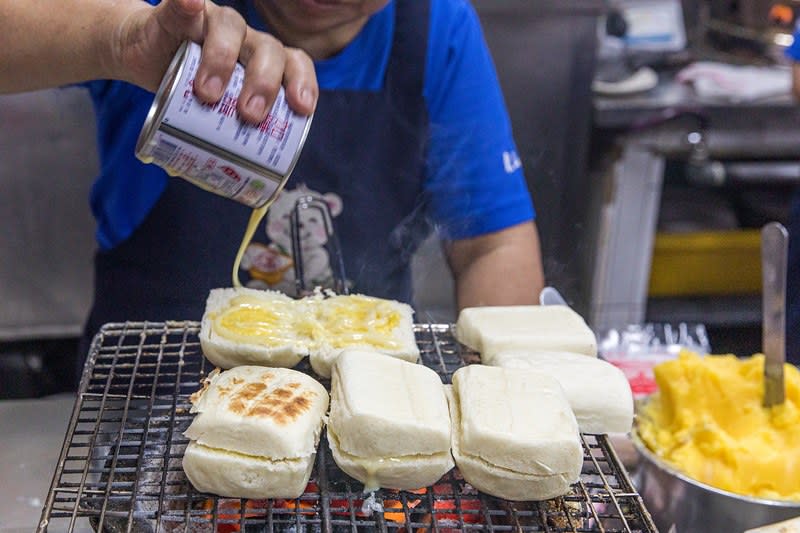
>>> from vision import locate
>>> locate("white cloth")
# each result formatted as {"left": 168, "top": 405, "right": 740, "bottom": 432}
{"left": 676, "top": 61, "right": 791, "bottom": 102}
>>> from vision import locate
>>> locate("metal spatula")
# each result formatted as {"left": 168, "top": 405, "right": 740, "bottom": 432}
{"left": 762, "top": 221, "right": 788, "bottom": 407}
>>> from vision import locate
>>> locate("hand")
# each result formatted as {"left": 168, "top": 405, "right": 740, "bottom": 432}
{"left": 113, "top": 0, "right": 317, "bottom": 122}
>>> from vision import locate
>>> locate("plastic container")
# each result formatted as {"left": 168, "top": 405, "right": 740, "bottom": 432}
{"left": 648, "top": 229, "right": 762, "bottom": 297}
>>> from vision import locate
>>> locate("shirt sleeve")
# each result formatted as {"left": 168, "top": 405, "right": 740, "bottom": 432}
{"left": 786, "top": 26, "right": 800, "bottom": 61}
{"left": 78, "top": 78, "right": 168, "bottom": 250}
{"left": 423, "top": 0, "right": 535, "bottom": 241}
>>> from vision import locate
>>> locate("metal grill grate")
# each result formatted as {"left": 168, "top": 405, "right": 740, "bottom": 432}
{"left": 39, "top": 322, "right": 658, "bottom": 533}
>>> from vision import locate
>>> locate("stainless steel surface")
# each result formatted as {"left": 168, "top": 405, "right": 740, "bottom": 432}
{"left": 593, "top": 71, "right": 800, "bottom": 131}
{"left": 596, "top": 104, "right": 800, "bottom": 160}
{"left": 589, "top": 64, "right": 800, "bottom": 332}
{"left": 590, "top": 145, "right": 665, "bottom": 332}
{"left": 632, "top": 432, "right": 800, "bottom": 533}
{"left": 291, "top": 195, "right": 348, "bottom": 296}
{"left": 762, "top": 221, "right": 788, "bottom": 407}
{"left": 0, "top": 89, "right": 96, "bottom": 341}
{"left": 723, "top": 161, "right": 800, "bottom": 185}
{"left": 0, "top": 394, "right": 77, "bottom": 532}
{"left": 39, "top": 321, "right": 657, "bottom": 532}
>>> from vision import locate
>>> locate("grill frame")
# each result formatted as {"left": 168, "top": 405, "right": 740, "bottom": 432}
{"left": 38, "top": 321, "right": 658, "bottom": 533}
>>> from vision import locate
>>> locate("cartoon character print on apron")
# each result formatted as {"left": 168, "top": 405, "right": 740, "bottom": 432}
{"left": 240, "top": 185, "right": 345, "bottom": 294}
{"left": 236, "top": 0, "right": 431, "bottom": 301}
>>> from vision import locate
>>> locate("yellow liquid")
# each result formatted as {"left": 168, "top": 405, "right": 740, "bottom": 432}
{"left": 315, "top": 295, "right": 403, "bottom": 349}
{"left": 214, "top": 293, "right": 404, "bottom": 351}
{"left": 214, "top": 295, "right": 299, "bottom": 347}
{"left": 223, "top": 203, "right": 404, "bottom": 352}
{"left": 232, "top": 204, "right": 270, "bottom": 288}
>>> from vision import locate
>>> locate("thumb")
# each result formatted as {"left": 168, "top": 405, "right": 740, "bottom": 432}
{"left": 153, "top": 0, "right": 206, "bottom": 43}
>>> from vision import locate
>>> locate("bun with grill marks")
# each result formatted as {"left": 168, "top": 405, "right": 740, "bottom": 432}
{"left": 182, "top": 366, "right": 329, "bottom": 499}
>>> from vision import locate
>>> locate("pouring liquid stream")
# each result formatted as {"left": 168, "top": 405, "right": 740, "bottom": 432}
{"left": 232, "top": 204, "right": 271, "bottom": 288}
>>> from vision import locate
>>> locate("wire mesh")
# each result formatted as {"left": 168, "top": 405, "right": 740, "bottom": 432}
{"left": 38, "top": 321, "right": 658, "bottom": 533}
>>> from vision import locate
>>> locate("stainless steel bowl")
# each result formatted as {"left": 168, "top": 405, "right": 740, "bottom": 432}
{"left": 631, "top": 431, "right": 800, "bottom": 533}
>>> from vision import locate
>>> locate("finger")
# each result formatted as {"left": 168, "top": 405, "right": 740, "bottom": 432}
{"left": 170, "top": 0, "right": 205, "bottom": 19}
{"left": 282, "top": 47, "right": 318, "bottom": 116}
{"left": 237, "top": 32, "right": 287, "bottom": 123}
{"left": 153, "top": 0, "right": 206, "bottom": 43}
{"left": 193, "top": 4, "right": 247, "bottom": 103}
{"left": 140, "top": 0, "right": 207, "bottom": 90}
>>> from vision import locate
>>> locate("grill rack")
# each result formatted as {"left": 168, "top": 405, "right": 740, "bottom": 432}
{"left": 39, "top": 321, "right": 658, "bottom": 533}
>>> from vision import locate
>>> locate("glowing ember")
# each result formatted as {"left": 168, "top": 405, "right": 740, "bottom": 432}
{"left": 200, "top": 479, "right": 484, "bottom": 531}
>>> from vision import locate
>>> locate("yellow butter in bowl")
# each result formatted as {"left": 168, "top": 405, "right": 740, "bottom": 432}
{"left": 638, "top": 350, "right": 800, "bottom": 501}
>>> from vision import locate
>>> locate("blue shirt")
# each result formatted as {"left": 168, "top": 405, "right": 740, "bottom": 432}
{"left": 84, "top": 0, "right": 535, "bottom": 250}
{"left": 787, "top": 26, "right": 800, "bottom": 61}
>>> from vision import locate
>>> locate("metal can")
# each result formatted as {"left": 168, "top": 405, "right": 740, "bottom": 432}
{"left": 135, "top": 41, "right": 313, "bottom": 208}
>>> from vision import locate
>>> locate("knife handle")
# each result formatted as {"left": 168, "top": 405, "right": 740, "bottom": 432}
{"left": 761, "top": 221, "right": 788, "bottom": 407}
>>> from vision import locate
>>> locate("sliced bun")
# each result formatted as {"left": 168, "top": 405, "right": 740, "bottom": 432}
{"left": 200, "top": 288, "right": 419, "bottom": 376}
{"left": 185, "top": 366, "right": 328, "bottom": 459}
{"left": 447, "top": 366, "right": 582, "bottom": 501}
{"left": 489, "top": 351, "right": 633, "bottom": 434}
{"left": 182, "top": 441, "right": 315, "bottom": 499}
{"left": 449, "top": 429, "right": 577, "bottom": 501}
{"left": 182, "top": 366, "right": 329, "bottom": 498}
{"left": 327, "top": 350, "right": 453, "bottom": 491}
{"left": 455, "top": 305, "right": 597, "bottom": 364}
{"left": 327, "top": 428, "right": 454, "bottom": 491}
{"left": 200, "top": 287, "right": 307, "bottom": 369}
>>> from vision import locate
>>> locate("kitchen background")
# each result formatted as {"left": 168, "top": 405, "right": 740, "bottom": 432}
{"left": 1, "top": 0, "right": 797, "bottom": 399}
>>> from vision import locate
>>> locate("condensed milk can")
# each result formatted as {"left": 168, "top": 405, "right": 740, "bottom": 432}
{"left": 136, "top": 41, "right": 313, "bottom": 208}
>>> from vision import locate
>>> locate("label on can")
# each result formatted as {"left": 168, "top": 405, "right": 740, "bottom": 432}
{"left": 136, "top": 41, "right": 312, "bottom": 208}
{"left": 147, "top": 130, "right": 278, "bottom": 207}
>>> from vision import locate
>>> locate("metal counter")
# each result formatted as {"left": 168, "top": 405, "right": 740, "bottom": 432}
{"left": 0, "top": 394, "right": 82, "bottom": 532}
{"left": 588, "top": 66, "right": 800, "bottom": 333}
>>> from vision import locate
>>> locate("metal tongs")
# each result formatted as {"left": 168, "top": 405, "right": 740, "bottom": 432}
{"left": 762, "top": 221, "right": 788, "bottom": 407}
{"left": 290, "top": 195, "right": 349, "bottom": 297}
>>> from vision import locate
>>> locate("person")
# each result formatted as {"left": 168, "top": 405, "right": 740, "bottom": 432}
{"left": 1, "top": 0, "right": 545, "bottom": 366}
{"left": 784, "top": 28, "right": 800, "bottom": 365}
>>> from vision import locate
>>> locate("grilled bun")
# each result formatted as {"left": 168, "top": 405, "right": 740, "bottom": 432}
{"left": 182, "top": 366, "right": 329, "bottom": 499}
{"left": 182, "top": 441, "right": 316, "bottom": 499}
{"left": 489, "top": 351, "right": 633, "bottom": 434}
{"left": 200, "top": 287, "right": 307, "bottom": 369}
{"left": 455, "top": 305, "right": 597, "bottom": 364}
{"left": 326, "top": 350, "right": 453, "bottom": 491}
{"left": 326, "top": 431, "right": 454, "bottom": 493}
{"left": 308, "top": 294, "right": 419, "bottom": 378}
{"left": 447, "top": 365, "right": 582, "bottom": 501}
{"left": 199, "top": 288, "right": 419, "bottom": 376}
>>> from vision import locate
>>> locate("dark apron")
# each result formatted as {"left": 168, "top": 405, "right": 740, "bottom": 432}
{"left": 79, "top": 0, "right": 431, "bottom": 367}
